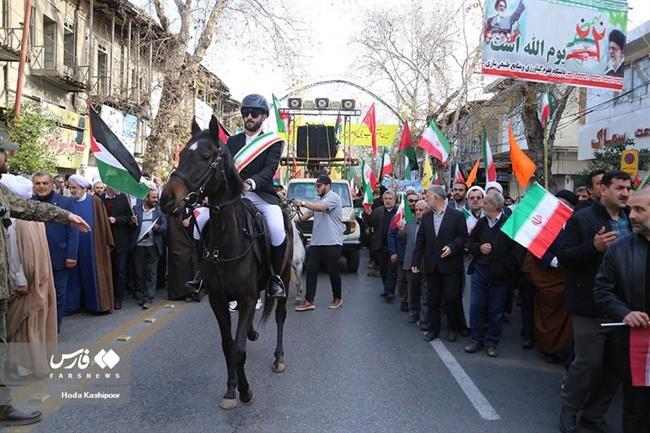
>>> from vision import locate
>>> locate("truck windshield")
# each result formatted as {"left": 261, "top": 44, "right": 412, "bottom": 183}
{"left": 287, "top": 182, "right": 352, "bottom": 207}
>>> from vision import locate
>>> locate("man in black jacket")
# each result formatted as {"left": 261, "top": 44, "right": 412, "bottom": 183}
{"left": 464, "top": 192, "right": 523, "bottom": 357}
{"left": 412, "top": 186, "right": 467, "bottom": 342}
{"left": 557, "top": 170, "right": 632, "bottom": 433}
{"left": 366, "top": 190, "right": 398, "bottom": 301}
{"left": 594, "top": 187, "right": 650, "bottom": 433}
{"left": 102, "top": 186, "right": 136, "bottom": 309}
{"left": 226, "top": 94, "right": 286, "bottom": 298}
{"left": 575, "top": 169, "right": 605, "bottom": 211}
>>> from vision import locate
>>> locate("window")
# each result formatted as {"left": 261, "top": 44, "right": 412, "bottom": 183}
{"left": 28, "top": 6, "right": 36, "bottom": 47}
{"left": 63, "top": 22, "right": 75, "bottom": 68}
{"left": 42, "top": 15, "right": 56, "bottom": 69}
{"left": 96, "top": 40, "right": 109, "bottom": 94}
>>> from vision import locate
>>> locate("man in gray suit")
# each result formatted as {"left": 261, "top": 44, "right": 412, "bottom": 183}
{"left": 403, "top": 200, "right": 430, "bottom": 329}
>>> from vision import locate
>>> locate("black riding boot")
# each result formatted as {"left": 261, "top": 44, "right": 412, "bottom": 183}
{"left": 268, "top": 239, "right": 287, "bottom": 298}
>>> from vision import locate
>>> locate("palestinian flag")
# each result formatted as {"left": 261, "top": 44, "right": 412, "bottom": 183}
{"left": 217, "top": 120, "right": 230, "bottom": 144}
{"left": 482, "top": 127, "right": 496, "bottom": 183}
{"left": 391, "top": 192, "right": 415, "bottom": 229}
{"left": 453, "top": 163, "right": 465, "bottom": 184}
{"left": 399, "top": 121, "right": 418, "bottom": 180}
{"left": 629, "top": 327, "right": 650, "bottom": 386}
{"left": 500, "top": 183, "right": 573, "bottom": 259}
{"left": 334, "top": 112, "right": 343, "bottom": 141}
{"left": 418, "top": 120, "right": 451, "bottom": 164}
{"left": 361, "top": 159, "right": 375, "bottom": 210}
{"left": 538, "top": 92, "right": 553, "bottom": 129}
{"left": 89, "top": 107, "right": 149, "bottom": 199}
{"left": 378, "top": 147, "right": 393, "bottom": 177}
{"left": 462, "top": 208, "right": 478, "bottom": 234}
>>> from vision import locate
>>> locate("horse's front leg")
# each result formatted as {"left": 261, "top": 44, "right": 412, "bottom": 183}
{"left": 234, "top": 300, "right": 255, "bottom": 405}
{"left": 210, "top": 294, "right": 238, "bottom": 410}
{"left": 272, "top": 296, "right": 287, "bottom": 373}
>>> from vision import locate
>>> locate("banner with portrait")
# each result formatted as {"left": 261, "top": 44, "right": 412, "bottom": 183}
{"left": 481, "top": 0, "right": 628, "bottom": 91}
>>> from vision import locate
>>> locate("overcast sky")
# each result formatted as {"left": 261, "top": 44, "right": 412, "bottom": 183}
{"left": 209, "top": 0, "right": 650, "bottom": 107}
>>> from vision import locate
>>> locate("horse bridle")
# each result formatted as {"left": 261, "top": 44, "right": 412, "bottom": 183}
{"left": 170, "top": 150, "right": 223, "bottom": 208}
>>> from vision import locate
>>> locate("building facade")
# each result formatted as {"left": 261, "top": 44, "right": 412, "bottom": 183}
{"left": 0, "top": 0, "right": 236, "bottom": 175}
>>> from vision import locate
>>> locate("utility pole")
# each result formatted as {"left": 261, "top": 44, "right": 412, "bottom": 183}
{"left": 14, "top": 0, "right": 33, "bottom": 119}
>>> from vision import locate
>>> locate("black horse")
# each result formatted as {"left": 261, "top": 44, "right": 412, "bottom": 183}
{"left": 160, "top": 116, "right": 293, "bottom": 410}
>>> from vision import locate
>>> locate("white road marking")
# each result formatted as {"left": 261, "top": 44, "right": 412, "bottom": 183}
{"left": 430, "top": 339, "right": 501, "bottom": 421}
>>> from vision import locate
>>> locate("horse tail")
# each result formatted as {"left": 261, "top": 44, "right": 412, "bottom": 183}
{"left": 260, "top": 293, "right": 274, "bottom": 325}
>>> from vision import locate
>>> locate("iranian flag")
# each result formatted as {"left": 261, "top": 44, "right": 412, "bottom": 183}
{"left": 418, "top": 120, "right": 451, "bottom": 164}
{"left": 538, "top": 92, "right": 553, "bottom": 129}
{"left": 89, "top": 107, "right": 149, "bottom": 199}
{"left": 272, "top": 93, "right": 288, "bottom": 137}
{"left": 453, "top": 163, "right": 465, "bottom": 184}
{"left": 462, "top": 208, "right": 478, "bottom": 234}
{"left": 391, "top": 193, "right": 415, "bottom": 229}
{"left": 501, "top": 183, "right": 573, "bottom": 259}
{"left": 629, "top": 327, "right": 650, "bottom": 387}
{"left": 361, "top": 159, "right": 375, "bottom": 210}
{"left": 233, "top": 132, "right": 283, "bottom": 172}
{"left": 482, "top": 128, "right": 496, "bottom": 182}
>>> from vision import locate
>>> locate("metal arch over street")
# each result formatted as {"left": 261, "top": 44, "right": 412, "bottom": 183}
{"left": 278, "top": 79, "right": 404, "bottom": 124}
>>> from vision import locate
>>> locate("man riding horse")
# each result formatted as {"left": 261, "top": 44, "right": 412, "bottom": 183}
{"left": 228, "top": 94, "right": 287, "bottom": 298}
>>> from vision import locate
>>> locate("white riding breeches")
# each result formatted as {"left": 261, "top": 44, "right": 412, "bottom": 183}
{"left": 243, "top": 192, "right": 286, "bottom": 246}
{"left": 192, "top": 192, "right": 286, "bottom": 246}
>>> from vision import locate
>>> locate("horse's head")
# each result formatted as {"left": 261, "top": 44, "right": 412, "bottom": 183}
{"left": 160, "top": 115, "right": 242, "bottom": 216}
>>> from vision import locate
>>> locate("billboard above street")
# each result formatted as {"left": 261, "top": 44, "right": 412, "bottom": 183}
{"left": 481, "top": 0, "right": 628, "bottom": 91}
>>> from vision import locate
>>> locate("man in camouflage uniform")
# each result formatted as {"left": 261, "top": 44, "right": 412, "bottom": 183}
{"left": 0, "top": 136, "right": 90, "bottom": 426}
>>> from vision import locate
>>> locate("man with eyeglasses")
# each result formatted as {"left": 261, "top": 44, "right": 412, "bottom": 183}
{"left": 226, "top": 94, "right": 287, "bottom": 298}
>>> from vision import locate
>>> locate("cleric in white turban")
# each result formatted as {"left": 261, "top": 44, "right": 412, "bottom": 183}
{"left": 65, "top": 174, "right": 115, "bottom": 314}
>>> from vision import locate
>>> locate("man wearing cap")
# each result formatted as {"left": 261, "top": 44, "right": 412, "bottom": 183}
{"left": 0, "top": 137, "right": 90, "bottom": 426}
{"left": 65, "top": 175, "right": 115, "bottom": 314}
{"left": 293, "top": 175, "right": 344, "bottom": 311}
{"left": 605, "top": 29, "right": 625, "bottom": 78}
{"left": 226, "top": 94, "right": 287, "bottom": 298}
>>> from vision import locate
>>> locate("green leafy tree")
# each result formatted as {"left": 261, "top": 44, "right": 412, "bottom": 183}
{"left": 2, "top": 103, "right": 58, "bottom": 174}
{"left": 574, "top": 139, "right": 649, "bottom": 186}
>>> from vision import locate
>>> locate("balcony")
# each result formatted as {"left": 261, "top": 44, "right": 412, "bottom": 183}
{"left": 0, "top": 28, "right": 22, "bottom": 61}
{"left": 30, "top": 45, "right": 89, "bottom": 92}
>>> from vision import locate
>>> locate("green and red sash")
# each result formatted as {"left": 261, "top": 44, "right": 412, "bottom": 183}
{"left": 233, "top": 132, "right": 283, "bottom": 173}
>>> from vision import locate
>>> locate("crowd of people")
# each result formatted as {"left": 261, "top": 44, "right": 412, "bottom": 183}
{"left": 356, "top": 169, "right": 649, "bottom": 433}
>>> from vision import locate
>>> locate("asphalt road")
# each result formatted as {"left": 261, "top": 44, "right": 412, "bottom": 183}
{"left": 4, "top": 252, "right": 623, "bottom": 433}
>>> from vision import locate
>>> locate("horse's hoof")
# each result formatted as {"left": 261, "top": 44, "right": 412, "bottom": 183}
{"left": 239, "top": 390, "right": 255, "bottom": 405}
{"left": 247, "top": 330, "right": 259, "bottom": 341}
{"left": 219, "top": 398, "right": 238, "bottom": 410}
{"left": 272, "top": 362, "right": 286, "bottom": 374}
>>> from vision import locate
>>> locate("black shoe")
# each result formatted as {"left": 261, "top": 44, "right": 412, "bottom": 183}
{"left": 184, "top": 279, "right": 203, "bottom": 294}
{"left": 558, "top": 406, "right": 577, "bottom": 433}
{"left": 423, "top": 332, "right": 438, "bottom": 342}
{"left": 267, "top": 275, "right": 286, "bottom": 298}
{"left": 417, "top": 321, "right": 429, "bottom": 331}
{"left": 464, "top": 341, "right": 485, "bottom": 353}
{"left": 400, "top": 302, "right": 409, "bottom": 312}
{"left": 385, "top": 294, "right": 395, "bottom": 303}
{"left": 0, "top": 406, "right": 42, "bottom": 426}
{"left": 522, "top": 339, "right": 534, "bottom": 349}
{"left": 447, "top": 330, "right": 458, "bottom": 342}
{"left": 380, "top": 292, "right": 387, "bottom": 297}
{"left": 115, "top": 301, "right": 122, "bottom": 310}
{"left": 486, "top": 346, "right": 498, "bottom": 357}
{"left": 578, "top": 417, "right": 607, "bottom": 433}
{"left": 408, "top": 315, "right": 418, "bottom": 324}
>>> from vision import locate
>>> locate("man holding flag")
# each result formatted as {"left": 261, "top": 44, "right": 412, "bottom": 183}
{"left": 594, "top": 187, "right": 650, "bottom": 432}
{"left": 227, "top": 94, "right": 286, "bottom": 298}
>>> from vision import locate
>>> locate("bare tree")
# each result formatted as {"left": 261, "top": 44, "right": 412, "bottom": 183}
{"left": 143, "top": 0, "right": 302, "bottom": 174}
{"left": 353, "top": 0, "right": 483, "bottom": 134}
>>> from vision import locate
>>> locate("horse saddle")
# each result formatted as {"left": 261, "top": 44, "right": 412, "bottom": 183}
{"left": 239, "top": 198, "right": 268, "bottom": 266}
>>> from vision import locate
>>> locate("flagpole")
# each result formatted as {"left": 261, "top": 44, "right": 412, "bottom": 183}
{"left": 543, "top": 126, "right": 549, "bottom": 190}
